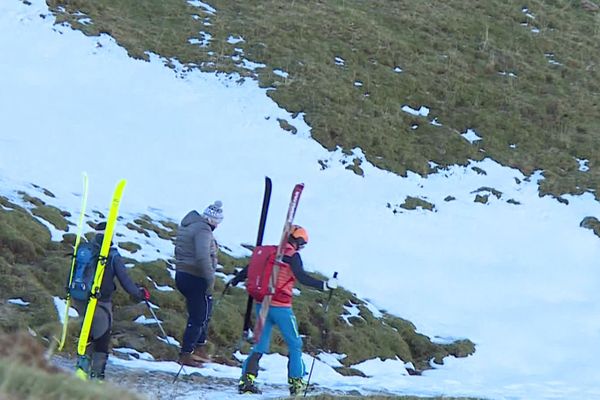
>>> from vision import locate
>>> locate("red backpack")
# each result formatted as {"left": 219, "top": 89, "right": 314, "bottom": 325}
{"left": 246, "top": 245, "right": 278, "bottom": 302}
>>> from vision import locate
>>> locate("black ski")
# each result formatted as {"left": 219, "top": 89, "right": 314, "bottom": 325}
{"left": 240, "top": 177, "right": 272, "bottom": 345}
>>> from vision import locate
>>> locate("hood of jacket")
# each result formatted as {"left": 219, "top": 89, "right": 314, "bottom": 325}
{"left": 180, "top": 210, "right": 207, "bottom": 227}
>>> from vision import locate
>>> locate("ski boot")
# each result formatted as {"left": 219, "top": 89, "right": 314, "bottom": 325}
{"left": 90, "top": 352, "right": 108, "bottom": 381}
{"left": 238, "top": 373, "right": 262, "bottom": 394}
{"left": 75, "top": 355, "right": 91, "bottom": 381}
{"left": 288, "top": 377, "right": 308, "bottom": 396}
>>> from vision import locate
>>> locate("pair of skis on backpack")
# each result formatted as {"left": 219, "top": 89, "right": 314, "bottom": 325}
{"left": 58, "top": 173, "right": 126, "bottom": 380}
{"left": 239, "top": 177, "right": 304, "bottom": 346}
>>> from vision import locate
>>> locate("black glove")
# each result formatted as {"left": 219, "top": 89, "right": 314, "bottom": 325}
{"left": 229, "top": 274, "right": 243, "bottom": 287}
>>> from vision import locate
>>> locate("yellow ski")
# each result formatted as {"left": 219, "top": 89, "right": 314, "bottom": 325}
{"left": 58, "top": 172, "right": 88, "bottom": 351}
{"left": 75, "top": 179, "right": 126, "bottom": 379}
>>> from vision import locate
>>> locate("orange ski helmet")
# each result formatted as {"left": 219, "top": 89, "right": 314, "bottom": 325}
{"left": 289, "top": 225, "right": 309, "bottom": 248}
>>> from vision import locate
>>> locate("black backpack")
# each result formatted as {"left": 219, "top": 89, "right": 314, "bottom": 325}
{"left": 68, "top": 241, "right": 101, "bottom": 301}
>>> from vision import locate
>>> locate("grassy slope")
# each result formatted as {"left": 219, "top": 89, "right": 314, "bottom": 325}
{"left": 45, "top": 0, "right": 600, "bottom": 200}
{"left": 0, "top": 192, "right": 474, "bottom": 377}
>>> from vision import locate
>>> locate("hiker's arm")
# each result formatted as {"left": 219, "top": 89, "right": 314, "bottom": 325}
{"left": 285, "top": 253, "right": 324, "bottom": 291}
{"left": 229, "top": 266, "right": 248, "bottom": 286}
{"left": 113, "top": 255, "right": 143, "bottom": 300}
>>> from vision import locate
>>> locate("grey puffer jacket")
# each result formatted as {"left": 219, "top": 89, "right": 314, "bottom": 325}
{"left": 174, "top": 211, "right": 218, "bottom": 282}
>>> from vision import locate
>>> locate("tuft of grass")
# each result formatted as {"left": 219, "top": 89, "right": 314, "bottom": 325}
{"left": 580, "top": 216, "right": 600, "bottom": 238}
{"left": 472, "top": 187, "right": 502, "bottom": 199}
{"left": 400, "top": 196, "right": 436, "bottom": 211}
{"left": 0, "top": 208, "right": 50, "bottom": 264}
{"left": 132, "top": 215, "right": 176, "bottom": 240}
{"left": 474, "top": 194, "right": 490, "bottom": 204}
{"left": 118, "top": 241, "right": 142, "bottom": 253}
{"left": 0, "top": 358, "right": 142, "bottom": 400}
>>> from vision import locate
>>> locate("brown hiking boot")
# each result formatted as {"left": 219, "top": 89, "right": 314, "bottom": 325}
{"left": 178, "top": 352, "right": 203, "bottom": 368}
{"left": 211, "top": 354, "right": 241, "bottom": 367}
{"left": 192, "top": 346, "right": 212, "bottom": 363}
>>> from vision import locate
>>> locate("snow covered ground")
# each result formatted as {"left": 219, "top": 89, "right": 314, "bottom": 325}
{"left": 2, "top": 0, "right": 600, "bottom": 399}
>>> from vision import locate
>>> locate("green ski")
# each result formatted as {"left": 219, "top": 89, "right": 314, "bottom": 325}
{"left": 58, "top": 172, "right": 89, "bottom": 351}
{"left": 75, "top": 179, "right": 126, "bottom": 380}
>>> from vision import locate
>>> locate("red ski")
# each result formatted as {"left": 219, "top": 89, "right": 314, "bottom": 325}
{"left": 253, "top": 183, "right": 304, "bottom": 343}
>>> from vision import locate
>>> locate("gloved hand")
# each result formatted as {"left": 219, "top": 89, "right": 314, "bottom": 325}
{"left": 228, "top": 275, "right": 241, "bottom": 287}
{"left": 138, "top": 286, "right": 151, "bottom": 302}
{"left": 324, "top": 276, "right": 338, "bottom": 291}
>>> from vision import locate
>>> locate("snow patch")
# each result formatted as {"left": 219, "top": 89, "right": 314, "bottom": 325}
{"left": 113, "top": 347, "right": 155, "bottom": 361}
{"left": 577, "top": 158, "right": 590, "bottom": 172}
{"left": 317, "top": 352, "right": 346, "bottom": 368}
{"left": 401, "top": 105, "right": 430, "bottom": 117}
{"left": 187, "top": 0, "right": 216, "bottom": 15}
{"left": 52, "top": 296, "right": 79, "bottom": 324}
{"left": 273, "top": 69, "right": 288, "bottom": 78}
{"left": 351, "top": 357, "right": 409, "bottom": 377}
{"left": 363, "top": 300, "right": 383, "bottom": 318}
{"left": 461, "top": 128, "right": 482, "bottom": 144}
{"left": 157, "top": 335, "right": 181, "bottom": 347}
{"left": 8, "top": 298, "right": 30, "bottom": 306}
{"left": 238, "top": 58, "right": 266, "bottom": 71}
{"left": 134, "top": 315, "right": 162, "bottom": 325}
{"left": 147, "top": 276, "right": 175, "bottom": 292}
{"left": 227, "top": 35, "right": 244, "bottom": 44}
{"left": 341, "top": 303, "right": 363, "bottom": 326}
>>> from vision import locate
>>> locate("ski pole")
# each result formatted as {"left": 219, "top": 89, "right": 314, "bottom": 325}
{"left": 305, "top": 272, "right": 338, "bottom": 397}
{"left": 145, "top": 301, "right": 172, "bottom": 343}
{"left": 143, "top": 301, "right": 188, "bottom": 382}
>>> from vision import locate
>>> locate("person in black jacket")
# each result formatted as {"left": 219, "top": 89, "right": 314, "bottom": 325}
{"left": 73, "top": 222, "right": 150, "bottom": 380}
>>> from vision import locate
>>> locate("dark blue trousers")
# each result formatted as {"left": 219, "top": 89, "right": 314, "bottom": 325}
{"left": 175, "top": 271, "right": 213, "bottom": 353}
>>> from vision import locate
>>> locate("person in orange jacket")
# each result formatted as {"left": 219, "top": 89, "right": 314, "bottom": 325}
{"left": 229, "top": 225, "right": 338, "bottom": 395}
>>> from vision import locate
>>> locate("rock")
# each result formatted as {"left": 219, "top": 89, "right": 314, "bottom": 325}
{"left": 581, "top": 0, "right": 599, "bottom": 12}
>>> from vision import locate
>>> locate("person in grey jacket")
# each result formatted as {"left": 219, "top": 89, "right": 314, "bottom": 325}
{"left": 174, "top": 200, "right": 223, "bottom": 367}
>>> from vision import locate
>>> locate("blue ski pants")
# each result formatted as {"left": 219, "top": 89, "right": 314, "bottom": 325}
{"left": 175, "top": 271, "right": 213, "bottom": 353}
{"left": 242, "top": 304, "right": 305, "bottom": 379}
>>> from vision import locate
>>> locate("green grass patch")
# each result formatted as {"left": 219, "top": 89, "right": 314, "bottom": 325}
{"left": 400, "top": 196, "right": 436, "bottom": 211}
{"left": 580, "top": 216, "right": 600, "bottom": 238}
{"left": 474, "top": 194, "right": 490, "bottom": 204}
{"left": 31, "top": 204, "right": 69, "bottom": 232}
{"left": 472, "top": 187, "right": 502, "bottom": 199}
{"left": 46, "top": 0, "right": 600, "bottom": 200}
{"left": 133, "top": 215, "right": 175, "bottom": 240}
{"left": 118, "top": 241, "right": 142, "bottom": 253}
{"left": 0, "top": 208, "right": 51, "bottom": 263}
